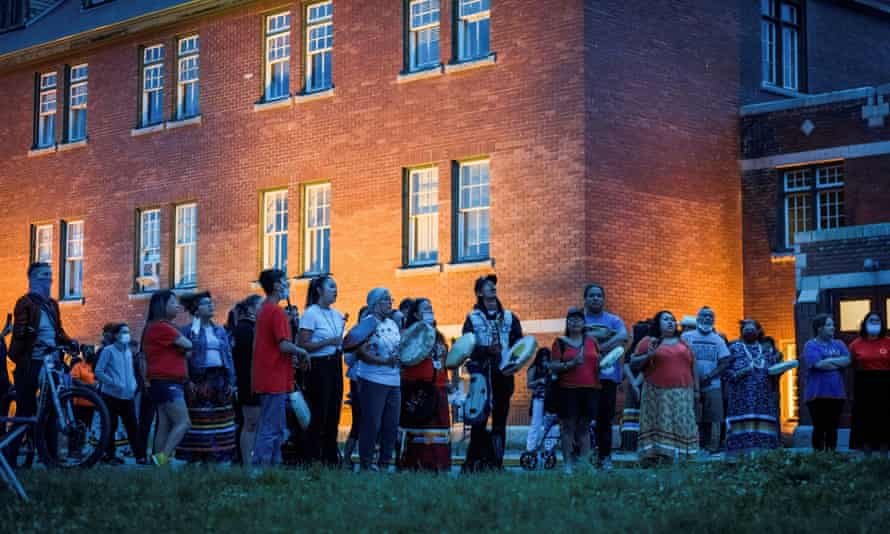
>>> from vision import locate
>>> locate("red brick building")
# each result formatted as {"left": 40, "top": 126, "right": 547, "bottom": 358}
{"left": 1, "top": 0, "right": 888, "bottom": 431}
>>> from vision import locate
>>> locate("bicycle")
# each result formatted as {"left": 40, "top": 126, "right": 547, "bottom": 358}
{"left": 1, "top": 346, "right": 112, "bottom": 469}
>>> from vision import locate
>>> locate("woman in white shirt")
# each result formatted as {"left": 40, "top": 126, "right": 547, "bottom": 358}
{"left": 95, "top": 323, "right": 147, "bottom": 464}
{"left": 298, "top": 275, "right": 346, "bottom": 466}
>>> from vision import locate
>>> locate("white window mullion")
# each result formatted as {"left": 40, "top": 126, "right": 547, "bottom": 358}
{"left": 304, "top": 183, "right": 331, "bottom": 274}
{"left": 177, "top": 36, "right": 200, "bottom": 119}
{"left": 64, "top": 221, "right": 84, "bottom": 298}
{"left": 141, "top": 45, "right": 165, "bottom": 126}
{"left": 265, "top": 12, "right": 291, "bottom": 101}
{"left": 306, "top": 1, "right": 333, "bottom": 92}
{"left": 175, "top": 203, "right": 197, "bottom": 288}
{"left": 37, "top": 72, "right": 57, "bottom": 148}
{"left": 263, "top": 190, "right": 289, "bottom": 272}
{"left": 138, "top": 209, "right": 161, "bottom": 291}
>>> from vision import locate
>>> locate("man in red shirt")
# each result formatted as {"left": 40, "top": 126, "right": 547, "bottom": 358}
{"left": 252, "top": 269, "right": 308, "bottom": 466}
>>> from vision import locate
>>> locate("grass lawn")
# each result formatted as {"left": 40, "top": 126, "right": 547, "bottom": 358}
{"left": 3, "top": 452, "right": 889, "bottom": 533}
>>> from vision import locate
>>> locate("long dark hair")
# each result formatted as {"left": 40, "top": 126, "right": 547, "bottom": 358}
{"left": 405, "top": 298, "right": 430, "bottom": 329}
{"left": 146, "top": 290, "right": 177, "bottom": 324}
{"left": 859, "top": 311, "right": 887, "bottom": 339}
{"left": 650, "top": 310, "right": 680, "bottom": 339}
{"left": 306, "top": 275, "right": 334, "bottom": 309}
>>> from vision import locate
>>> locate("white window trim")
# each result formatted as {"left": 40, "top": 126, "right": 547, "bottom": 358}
{"left": 305, "top": 1, "right": 333, "bottom": 93}
{"left": 68, "top": 64, "right": 88, "bottom": 142}
{"left": 456, "top": 0, "right": 490, "bottom": 62}
{"left": 303, "top": 183, "right": 331, "bottom": 275}
{"left": 761, "top": 0, "right": 801, "bottom": 91}
{"left": 141, "top": 45, "right": 165, "bottom": 127}
{"left": 407, "top": 167, "right": 439, "bottom": 266}
{"left": 265, "top": 12, "right": 291, "bottom": 102}
{"left": 263, "top": 189, "right": 289, "bottom": 272}
{"left": 457, "top": 160, "right": 491, "bottom": 261}
{"left": 176, "top": 36, "right": 200, "bottom": 120}
{"left": 137, "top": 208, "right": 161, "bottom": 292}
{"left": 782, "top": 165, "right": 845, "bottom": 249}
{"left": 37, "top": 72, "right": 57, "bottom": 148}
{"left": 408, "top": 0, "right": 440, "bottom": 72}
{"left": 63, "top": 220, "right": 84, "bottom": 299}
{"left": 33, "top": 223, "right": 53, "bottom": 264}
{"left": 174, "top": 203, "right": 198, "bottom": 288}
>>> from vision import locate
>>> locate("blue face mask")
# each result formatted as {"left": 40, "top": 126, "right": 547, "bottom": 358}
{"left": 29, "top": 277, "right": 51, "bottom": 299}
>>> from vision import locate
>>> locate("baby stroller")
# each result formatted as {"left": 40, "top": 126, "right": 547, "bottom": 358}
{"left": 520, "top": 413, "right": 560, "bottom": 470}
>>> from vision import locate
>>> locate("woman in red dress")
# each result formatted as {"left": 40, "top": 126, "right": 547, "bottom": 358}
{"left": 399, "top": 298, "right": 451, "bottom": 472}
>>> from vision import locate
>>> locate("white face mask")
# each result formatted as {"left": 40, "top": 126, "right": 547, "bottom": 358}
{"left": 119, "top": 334, "right": 131, "bottom": 345}
{"left": 866, "top": 323, "right": 882, "bottom": 336}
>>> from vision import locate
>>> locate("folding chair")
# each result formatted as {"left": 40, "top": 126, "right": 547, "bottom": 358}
{"left": 0, "top": 415, "right": 38, "bottom": 502}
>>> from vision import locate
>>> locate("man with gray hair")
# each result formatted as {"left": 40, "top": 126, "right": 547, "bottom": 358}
{"left": 681, "top": 306, "right": 731, "bottom": 454}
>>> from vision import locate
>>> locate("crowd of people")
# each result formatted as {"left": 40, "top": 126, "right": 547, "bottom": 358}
{"left": 2, "top": 261, "right": 889, "bottom": 473}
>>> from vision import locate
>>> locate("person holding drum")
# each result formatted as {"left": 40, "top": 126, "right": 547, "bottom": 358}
{"left": 551, "top": 307, "right": 600, "bottom": 473}
{"left": 355, "top": 288, "right": 402, "bottom": 472}
{"left": 399, "top": 298, "right": 451, "bottom": 472}
{"left": 724, "top": 319, "right": 783, "bottom": 455}
{"left": 631, "top": 310, "right": 699, "bottom": 464}
{"left": 582, "top": 283, "right": 628, "bottom": 470}
{"left": 461, "top": 275, "right": 524, "bottom": 471}
{"left": 299, "top": 275, "right": 346, "bottom": 467}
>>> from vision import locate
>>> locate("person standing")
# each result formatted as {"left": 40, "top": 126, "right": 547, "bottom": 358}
{"left": 681, "top": 307, "right": 731, "bottom": 455}
{"left": 299, "top": 275, "right": 346, "bottom": 467}
{"left": 582, "top": 283, "right": 628, "bottom": 470}
{"left": 232, "top": 295, "right": 262, "bottom": 464}
{"left": 177, "top": 292, "right": 237, "bottom": 463}
{"left": 252, "top": 269, "right": 308, "bottom": 466}
{"left": 5, "top": 262, "right": 77, "bottom": 467}
{"left": 143, "top": 291, "right": 193, "bottom": 466}
{"left": 355, "top": 288, "right": 402, "bottom": 472}
{"left": 724, "top": 320, "right": 782, "bottom": 455}
{"left": 632, "top": 311, "right": 699, "bottom": 464}
{"left": 461, "top": 275, "right": 524, "bottom": 471}
{"left": 551, "top": 307, "right": 600, "bottom": 473}
{"left": 803, "top": 314, "right": 851, "bottom": 452}
{"left": 848, "top": 312, "right": 890, "bottom": 457}
{"left": 95, "top": 323, "right": 148, "bottom": 465}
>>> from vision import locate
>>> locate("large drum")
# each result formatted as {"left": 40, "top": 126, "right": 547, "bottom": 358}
{"left": 343, "top": 315, "right": 379, "bottom": 351}
{"left": 499, "top": 336, "right": 538, "bottom": 375}
{"left": 446, "top": 333, "right": 476, "bottom": 369}
{"left": 400, "top": 322, "right": 436, "bottom": 367}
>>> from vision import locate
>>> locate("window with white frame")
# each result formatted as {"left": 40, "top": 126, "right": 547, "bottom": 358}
{"left": 407, "top": 0, "right": 440, "bottom": 71}
{"left": 761, "top": 0, "right": 802, "bottom": 91}
{"left": 783, "top": 164, "right": 845, "bottom": 248}
{"left": 457, "top": 160, "right": 490, "bottom": 261}
{"left": 305, "top": 1, "right": 333, "bottom": 92}
{"left": 174, "top": 203, "right": 197, "bottom": 288}
{"left": 456, "top": 0, "right": 490, "bottom": 62}
{"left": 263, "top": 190, "right": 289, "bottom": 272}
{"left": 407, "top": 167, "right": 438, "bottom": 265}
{"left": 63, "top": 221, "right": 84, "bottom": 299}
{"left": 37, "top": 72, "right": 57, "bottom": 148}
{"left": 33, "top": 224, "right": 53, "bottom": 264}
{"left": 265, "top": 12, "right": 291, "bottom": 101}
{"left": 177, "top": 36, "right": 200, "bottom": 119}
{"left": 137, "top": 209, "right": 161, "bottom": 292}
{"left": 68, "top": 64, "right": 88, "bottom": 142}
{"left": 141, "top": 45, "right": 165, "bottom": 126}
{"left": 303, "top": 183, "right": 331, "bottom": 274}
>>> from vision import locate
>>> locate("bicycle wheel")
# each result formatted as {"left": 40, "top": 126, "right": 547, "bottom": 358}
{"left": 36, "top": 386, "right": 111, "bottom": 468}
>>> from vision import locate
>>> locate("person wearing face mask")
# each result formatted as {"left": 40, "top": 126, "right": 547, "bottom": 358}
{"left": 399, "top": 298, "right": 451, "bottom": 472}
{"left": 176, "top": 292, "right": 237, "bottom": 464}
{"left": 95, "top": 323, "right": 148, "bottom": 465}
{"left": 723, "top": 320, "right": 782, "bottom": 455}
{"left": 461, "top": 275, "right": 524, "bottom": 471}
{"left": 803, "top": 313, "right": 851, "bottom": 452}
{"left": 848, "top": 312, "right": 890, "bottom": 457}
{"left": 631, "top": 310, "right": 699, "bottom": 465}
{"left": 4, "top": 262, "right": 77, "bottom": 467}
{"left": 681, "top": 307, "right": 731, "bottom": 455}
{"left": 232, "top": 295, "right": 263, "bottom": 464}
{"left": 299, "top": 275, "right": 346, "bottom": 467}
{"left": 356, "top": 288, "right": 402, "bottom": 472}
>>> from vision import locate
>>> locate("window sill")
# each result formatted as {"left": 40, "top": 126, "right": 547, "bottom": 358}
{"left": 761, "top": 82, "right": 806, "bottom": 99}
{"left": 253, "top": 97, "right": 292, "bottom": 112}
{"left": 130, "top": 123, "right": 165, "bottom": 137}
{"left": 445, "top": 54, "right": 497, "bottom": 75}
{"left": 58, "top": 297, "right": 85, "bottom": 307}
{"left": 395, "top": 264, "right": 442, "bottom": 277}
{"left": 295, "top": 88, "right": 335, "bottom": 104}
{"left": 397, "top": 65, "right": 444, "bottom": 84}
{"left": 28, "top": 145, "right": 57, "bottom": 157}
{"left": 58, "top": 139, "right": 88, "bottom": 152}
{"left": 770, "top": 252, "right": 797, "bottom": 264}
{"left": 166, "top": 115, "right": 202, "bottom": 130}
{"left": 443, "top": 259, "right": 494, "bottom": 273}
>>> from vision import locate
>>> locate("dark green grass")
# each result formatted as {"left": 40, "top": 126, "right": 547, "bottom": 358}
{"left": 3, "top": 452, "right": 889, "bottom": 533}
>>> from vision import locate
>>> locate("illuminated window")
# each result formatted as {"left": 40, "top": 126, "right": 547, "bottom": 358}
{"left": 782, "top": 164, "right": 844, "bottom": 248}
{"left": 305, "top": 1, "right": 333, "bottom": 92}
{"left": 265, "top": 12, "right": 291, "bottom": 101}
{"left": 407, "top": 0, "right": 440, "bottom": 71}
{"left": 761, "top": 0, "right": 802, "bottom": 90}
{"left": 839, "top": 300, "right": 871, "bottom": 333}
